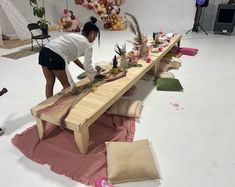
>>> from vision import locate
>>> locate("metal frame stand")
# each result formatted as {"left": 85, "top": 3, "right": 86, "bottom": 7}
{"left": 186, "top": 6, "right": 208, "bottom": 35}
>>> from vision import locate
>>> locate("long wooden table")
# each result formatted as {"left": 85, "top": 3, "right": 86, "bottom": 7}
{"left": 31, "top": 34, "right": 182, "bottom": 154}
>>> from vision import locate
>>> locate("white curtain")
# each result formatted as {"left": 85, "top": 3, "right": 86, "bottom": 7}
{"left": 0, "top": 0, "right": 30, "bottom": 40}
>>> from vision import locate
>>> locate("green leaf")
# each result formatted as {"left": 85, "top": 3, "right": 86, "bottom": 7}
{"left": 129, "top": 64, "right": 143, "bottom": 67}
{"left": 115, "top": 43, "right": 126, "bottom": 56}
{"left": 33, "top": 7, "right": 38, "bottom": 16}
{"left": 35, "top": 7, "right": 44, "bottom": 18}
{"left": 151, "top": 50, "right": 158, "bottom": 53}
{"left": 29, "top": 0, "right": 37, "bottom": 7}
{"left": 40, "top": 7, "right": 45, "bottom": 16}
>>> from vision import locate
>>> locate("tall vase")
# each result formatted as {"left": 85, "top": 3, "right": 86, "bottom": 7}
{"left": 120, "top": 55, "right": 127, "bottom": 71}
{"left": 139, "top": 43, "right": 147, "bottom": 58}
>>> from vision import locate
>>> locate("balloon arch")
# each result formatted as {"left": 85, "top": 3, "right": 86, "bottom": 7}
{"left": 74, "top": 0, "right": 126, "bottom": 31}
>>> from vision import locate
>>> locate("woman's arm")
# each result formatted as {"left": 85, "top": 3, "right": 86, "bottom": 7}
{"left": 83, "top": 46, "right": 97, "bottom": 81}
{"left": 73, "top": 59, "right": 84, "bottom": 70}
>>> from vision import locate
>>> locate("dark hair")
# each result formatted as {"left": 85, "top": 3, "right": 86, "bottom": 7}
{"left": 82, "top": 17, "right": 100, "bottom": 44}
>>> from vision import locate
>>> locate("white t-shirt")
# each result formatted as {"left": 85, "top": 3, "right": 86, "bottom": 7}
{"left": 45, "top": 33, "right": 97, "bottom": 85}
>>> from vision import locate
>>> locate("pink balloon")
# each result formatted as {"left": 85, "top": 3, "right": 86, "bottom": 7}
{"left": 61, "top": 17, "right": 67, "bottom": 23}
{"left": 111, "top": 9, "right": 116, "bottom": 15}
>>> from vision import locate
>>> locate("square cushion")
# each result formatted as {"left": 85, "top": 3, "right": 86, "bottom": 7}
{"left": 179, "top": 47, "right": 198, "bottom": 56}
{"left": 156, "top": 78, "right": 183, "bottom": 91}
{"left": 159, "top": 72, "right": 175, "bottom": 79}
{"left": 106, "top": 98, "right": 143, "bottom": 118}
{"left": 77, "top": 72, "right": 87, "bottom": 79}
{"left": 106, "top": 139, "right": 160, "bottom": 184}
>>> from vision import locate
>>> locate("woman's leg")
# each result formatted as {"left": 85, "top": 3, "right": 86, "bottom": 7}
{"left": 42, "top": 66, "right": 55, "bottom": 98}
{"left": 52, "top": 70, "right": 70, "bottom": 89}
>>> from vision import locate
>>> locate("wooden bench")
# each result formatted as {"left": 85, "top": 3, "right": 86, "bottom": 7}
{"left": 31, "top": 34, "right": 182, "bottom": 154}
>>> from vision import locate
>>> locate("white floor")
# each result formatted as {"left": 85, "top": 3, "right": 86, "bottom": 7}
{"left": 1, "top": 30, "right": 235, "bottom": 187}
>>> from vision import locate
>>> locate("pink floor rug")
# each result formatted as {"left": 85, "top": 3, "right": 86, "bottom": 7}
{"left": 12, "top": 113, "right": 135, "bottom": 186}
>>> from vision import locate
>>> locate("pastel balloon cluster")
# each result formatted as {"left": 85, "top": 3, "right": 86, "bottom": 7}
{"left": 60, "top": 9, "right": 80, "bottom": 32}
{"left": 75, "top": 0, "right": 126, "bottom": 31}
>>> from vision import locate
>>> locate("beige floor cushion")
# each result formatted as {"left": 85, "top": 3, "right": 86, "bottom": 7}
{"left": 106, "top": 98, "right": 143, "bottom": 118}
{"left": 106, "top": 139, "right": 160, "bottom": 184}
{"left": 159, "top": 72, "right": 175, "bottom": 78}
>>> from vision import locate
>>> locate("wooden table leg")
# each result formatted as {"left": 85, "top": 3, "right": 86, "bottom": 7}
{"left": 177, "top": 40, "right": 181, "bottom": 48}
{"left": 74, "top": 126, "right": 89, "bottom": 154}
{"left": 36, "top": 118, "right": 45, "bottom": 140}
{"left": 154, "top": 59, "right": 160, "bottom": 76}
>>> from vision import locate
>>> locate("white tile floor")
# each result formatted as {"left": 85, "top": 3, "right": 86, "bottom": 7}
{"left": 0, "top": 30, "right": 235, "bottom": 187}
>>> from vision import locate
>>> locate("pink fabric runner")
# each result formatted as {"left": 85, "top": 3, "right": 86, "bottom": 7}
{"left": 12, "top": 113, "right": 135, "bottom": 186}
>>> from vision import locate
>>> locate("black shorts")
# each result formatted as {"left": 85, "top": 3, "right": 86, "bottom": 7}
{"left": 38, "top": 47, "right": 66, "bottom": 70}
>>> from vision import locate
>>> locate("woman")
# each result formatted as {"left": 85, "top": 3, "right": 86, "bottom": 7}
{"left": 39, "top": 17, "right": 101, "bottom": 98}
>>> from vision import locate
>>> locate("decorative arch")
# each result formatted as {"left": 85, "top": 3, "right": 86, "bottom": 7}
{"left": 74, "top": 0, "right": 126, "bottom": 30}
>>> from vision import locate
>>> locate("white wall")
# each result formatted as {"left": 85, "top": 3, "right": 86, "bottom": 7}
{"left": 121, "top": 0, "right": 232, "bottom": 33}
{"left": 121, "top": 0, "right": 195, "bottom": 34}
{"left": 0, "top": 0, "right": 232, "bottom": 36}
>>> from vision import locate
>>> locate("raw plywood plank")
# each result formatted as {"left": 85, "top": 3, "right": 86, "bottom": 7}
{"left": 65, "top": 60, "right": 155, "bottom": 130}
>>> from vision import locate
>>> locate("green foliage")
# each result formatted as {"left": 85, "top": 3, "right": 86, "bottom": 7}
{"left": 94, "top": 74, "right": 105, "bottom": 82}
{"left": 128, "top": 64, "right": 143, "bottom": 68}
{"left": 33, "top": 6, "right": 45, "bottom": 18}
{"left": 37, "top": 20, "right": 50, "bottom": 29}
{"left": 29, "top": 0, "right": 37, "bottom": 6}
{"left": 29, "top": 0, "right": 50, "bottom": 29}
{"left": 115, "top": 43, "right": 126, "bottom": 56}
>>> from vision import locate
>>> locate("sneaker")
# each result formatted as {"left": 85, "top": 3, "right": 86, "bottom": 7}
{"left": 0, "top": 127, "right": 6, "bottom": 136}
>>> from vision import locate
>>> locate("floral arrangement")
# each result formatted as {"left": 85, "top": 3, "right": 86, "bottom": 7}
{"left": 125, "top": 12, "right": 150, "bottom": 58}
{"left": 74, "top": 0, "right": 126, "bottom": 31}
{"left": 60, "top": 9, "right": 80, "bottom": 32}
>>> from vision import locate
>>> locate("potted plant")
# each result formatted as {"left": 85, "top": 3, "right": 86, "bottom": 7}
{"left": 29, "top": 0, "right": 50, "bottom": 35}
{"left": 115, "top": 43, "right": 128, "bottom": 71}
